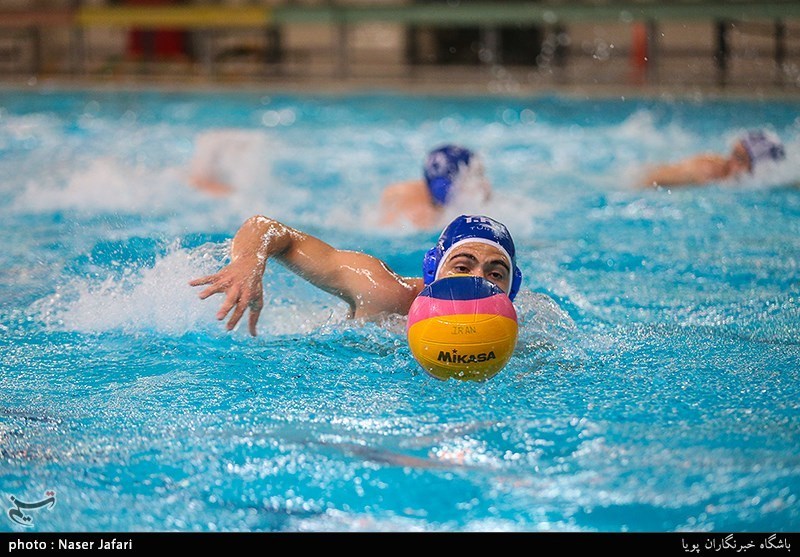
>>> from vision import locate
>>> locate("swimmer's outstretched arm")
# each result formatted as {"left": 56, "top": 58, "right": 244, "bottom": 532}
{"left": 190, "top": 215, "right": 423, "bottom": 335}
{"left": 189, "top": 173, "right": 234, "bottom": 197}
{"left": 639, "top": 154, "right": 729, "bottom": 188}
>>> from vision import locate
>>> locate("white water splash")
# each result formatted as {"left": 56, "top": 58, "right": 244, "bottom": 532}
{"left": 31, "top": 243, "right": 222, "bottom": 334}
{"left": 13, "top": 156, "right": 191, "bottom": 214}
{"left": 30, "top": 243, "right": 349, "bottom": 336}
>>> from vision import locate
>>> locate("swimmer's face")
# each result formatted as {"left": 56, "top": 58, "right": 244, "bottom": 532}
{"left": 731, "top": 142, "right": 752, "bottom": 174}
{"left": 438, "top": 242, "right": 512, "bottom": 294}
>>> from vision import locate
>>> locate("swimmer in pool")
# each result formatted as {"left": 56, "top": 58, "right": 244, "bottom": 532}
{"left": 639, "top": 129, "right": 786, "bottom": 188}
{"left": 378, "top": 144, "right": 492, "bottom": 229}
{"left": 188, "top": 129, "right": 272, "bottom": 196}
{"left": 189, "top": 214, "right": 522, "bottom": 336}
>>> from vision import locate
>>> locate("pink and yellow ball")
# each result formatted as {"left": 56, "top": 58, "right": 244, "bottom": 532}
{"left": 406, "top": 275, "right": 518, "bottom": 381}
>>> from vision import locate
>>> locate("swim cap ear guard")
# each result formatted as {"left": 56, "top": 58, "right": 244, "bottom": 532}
{"left": 423, "top": 144, "right": 474, "bottom": 206}
{"left": 740, "top": 129, "right": 786, "bottom": 171}
{"left": 423, "top": 214, "right": 523, "bottom": 301}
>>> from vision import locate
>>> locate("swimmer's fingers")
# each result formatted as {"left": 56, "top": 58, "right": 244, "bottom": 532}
{"left": 226, "top": 287, "right": 260, "bottom": 332}
{"left": 215, "top": 284, "right": 241, "bottom": 322}
{"left": 248, "top": 305, "right": 262, "bottom": 337}
{"left": 189, "top": 273, "right": 218, "bottom": 287}
{"left": 192, "top": 273, "right": 233, "bottom": 300}
{"left": 192, "top": 267, "right": 263, "bottom": 334}
{"left": 225, "top": 292, "right": 250, "bottom": 331}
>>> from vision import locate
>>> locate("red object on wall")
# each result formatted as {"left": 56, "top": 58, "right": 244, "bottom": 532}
{"left": 126, "top": 0, "right": 188, "bottom": 60}
{"left": 630, "top": 22, "right": 649, "bottom": 70}
{"left": 629, "top": 22, "right": 649, "bottom": 84}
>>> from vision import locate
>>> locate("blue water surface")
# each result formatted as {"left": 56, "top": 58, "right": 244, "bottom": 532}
{"left": 0, "top": 86, "right": 798, "bottom": 532}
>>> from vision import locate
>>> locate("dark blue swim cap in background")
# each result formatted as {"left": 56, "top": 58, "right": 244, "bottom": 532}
{"left": 423, "top": 144, "right": 474, "bottom": 205}
{"left": 740, "top": 129, "right": 786, "bottom": 171}
{"left": 422, "top": 214, "right": 523, "bottom": 301}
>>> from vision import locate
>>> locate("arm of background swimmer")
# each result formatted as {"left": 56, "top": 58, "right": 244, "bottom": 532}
{"left": 189, "top": 174, "right": 234, "bottom": 196}
{"left": 191, "top": 216, "right": 420, "bottom": 334}
{"left": 187, "top": 135, "right": 235, "bottom": 196}
{"left": 639, "top": 154, "right": 728, "bottom": 188}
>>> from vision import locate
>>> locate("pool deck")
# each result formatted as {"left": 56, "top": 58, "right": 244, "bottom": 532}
{"left": 2, "top": 65, "right": 798, "bottom": 102}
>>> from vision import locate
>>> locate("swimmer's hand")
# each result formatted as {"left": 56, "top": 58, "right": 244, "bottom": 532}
{"left": 189, "top": 256, "right": 265, "bottom": 336}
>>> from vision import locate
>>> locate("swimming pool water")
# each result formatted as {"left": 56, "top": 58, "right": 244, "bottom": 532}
{"left": 1, "top": 87, "right": 798, "bottom": 532}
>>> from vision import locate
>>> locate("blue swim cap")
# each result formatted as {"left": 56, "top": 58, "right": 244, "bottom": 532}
{"left": 422, "top": 214, "right": 523, "bottom": 301}
{"left": 423, "top": 144, "right": 474, "bottom": 206}
{"left": 740, "top": 130, "right": 786, "bottom": 171}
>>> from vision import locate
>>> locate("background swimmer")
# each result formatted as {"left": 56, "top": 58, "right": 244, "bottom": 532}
{"left": 188, "top": 129, "right": 275, "bottom": 196}
{"left": 378, "top": 144, "right": 492, "bottom": 229}
{"left": 638, "top": 129, "right": 786, "bottom": 188}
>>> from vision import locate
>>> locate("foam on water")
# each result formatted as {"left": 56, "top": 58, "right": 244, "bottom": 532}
{"left": 30, "top": 242, "right": 223, "bottom": 334}
{"left": 14, "top": 157, "right": 190, "bottom": 214}
{"left": 29, "top": 242, "right": 350, "bottom": 336}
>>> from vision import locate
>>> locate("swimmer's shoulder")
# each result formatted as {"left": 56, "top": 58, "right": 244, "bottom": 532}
{"left": 382, "top": 179, "right": 428, "bottom": 198}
